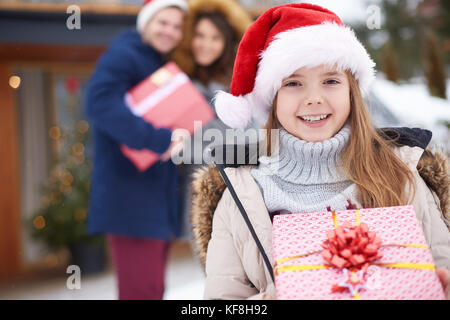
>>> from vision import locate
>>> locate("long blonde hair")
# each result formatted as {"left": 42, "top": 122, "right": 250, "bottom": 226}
{"left": 264, "top": 72, "right": 416, "bottom": 208}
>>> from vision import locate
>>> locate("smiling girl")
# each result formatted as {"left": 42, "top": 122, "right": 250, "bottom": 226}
{"left": 189, "top": 3, "right": 450, "bottom": 300}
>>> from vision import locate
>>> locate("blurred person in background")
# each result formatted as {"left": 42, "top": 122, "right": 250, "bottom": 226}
{"left": 85, "top": 0, "right": 187, "bottom": 300}
{"left": 172, "top": 0, "right": 253, "bottom": 241}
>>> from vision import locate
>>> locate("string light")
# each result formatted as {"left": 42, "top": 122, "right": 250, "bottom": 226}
{"left": 33, "top": 216, "right": 46, "bottom": 230}
{"left": 49, "top": 126, "right": 61, "bottom": 140}
{"left": 9, "top": 75, "right": 21, "bottom": 89}
{"left": 77, "top": 120, "right": 89, "bottom": 134}
{"left": 72, "top": 143, "right": 85, "bottom": 156}
{"left": 61, "top": 171, "right": 74, "bottom": 186}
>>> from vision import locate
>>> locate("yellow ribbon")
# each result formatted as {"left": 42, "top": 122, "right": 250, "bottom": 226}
{"left": 275, "top": 264, "right": 332, "bottom": 275}
{"left": 384, "top": 243, "right": 428, "bottom": 249}
{"left": 275, "top": 262, "right": 435, "bottom": 275}
{"left": 355, "top": 209, "right": 360, "bottom": 226}
{"left": 332, "top": 209, "right": 361, "bottom": 227}
{"left": 374, "top": 262, "right": 435, "bottom": 270}
{"left": 332, "top": 211, "right": 338, "bottom": 228}
{"left": 274, "top": 250, "right": 321, "bottom": 268}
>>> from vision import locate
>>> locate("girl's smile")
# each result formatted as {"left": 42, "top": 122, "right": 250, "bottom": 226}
{"left": 298, "top": 113, "right": 331, "bottom": 128}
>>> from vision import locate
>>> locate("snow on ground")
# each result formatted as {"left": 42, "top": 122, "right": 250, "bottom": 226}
{"left": 0, "top": 243, "right": 205, "bottom": 300}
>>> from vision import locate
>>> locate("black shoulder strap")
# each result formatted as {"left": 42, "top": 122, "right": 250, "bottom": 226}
{"left": 214, "top": 162, "right": 275, "bottom": 283}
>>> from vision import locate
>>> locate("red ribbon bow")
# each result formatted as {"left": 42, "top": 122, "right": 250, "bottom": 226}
{"left": 321, "top": 221, "right": 383, "bottom": 272}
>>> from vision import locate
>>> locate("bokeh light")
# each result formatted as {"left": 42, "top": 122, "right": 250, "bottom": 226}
{"left": 9, "top": 75, "right": 21, "bottom": 89}
{"left": 33, "top": 216, "right": 46, "bottom": 230}
{"left": 77, "top": 120, "right": 89, "bottom": 134}
{"left": 72, "top": 143, "right": 85, "bottom": 156}
{"left": 49, "top": 126, "right": 61, "bottom": 140}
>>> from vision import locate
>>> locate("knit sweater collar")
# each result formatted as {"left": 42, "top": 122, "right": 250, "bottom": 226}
{"left": 258, "top": 124, "right": 351, "bottom": 184}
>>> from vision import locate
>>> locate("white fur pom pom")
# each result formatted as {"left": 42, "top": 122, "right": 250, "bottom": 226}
{"left": 213, "top": 91, "right": 253, "bottom": 129}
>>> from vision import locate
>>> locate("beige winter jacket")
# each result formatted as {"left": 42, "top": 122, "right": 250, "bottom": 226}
{"left": 191, "top": 144, "right": 450, "bottom": 300}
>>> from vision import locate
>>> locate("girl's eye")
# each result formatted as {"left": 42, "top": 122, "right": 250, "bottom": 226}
{"left": 325, "top": 79, "right": 340, "bottom": 85}
{"left": 284, "top": 81, "right": 301, "bottom": 87}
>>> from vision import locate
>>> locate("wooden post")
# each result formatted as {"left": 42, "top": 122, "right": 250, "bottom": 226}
{"left": 0, "top": 63, "right": 22, "bottom": 278}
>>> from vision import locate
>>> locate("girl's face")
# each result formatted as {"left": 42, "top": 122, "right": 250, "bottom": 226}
{"left": 276, "top": 65, "right": 351, "bottom": 142}
{"left": 191, "top": 18, "right": 225, "bottom": 67}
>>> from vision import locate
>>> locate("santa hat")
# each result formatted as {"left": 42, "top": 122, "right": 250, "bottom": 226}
{"left": 214, "top": 3, "right": 376, "bottom": 129}
{"left": 137, "top": 0, "right": 188, "bottom": 33}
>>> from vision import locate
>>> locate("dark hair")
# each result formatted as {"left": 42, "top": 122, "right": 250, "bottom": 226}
{"left": 192, "top": 12, "right": 237, "bottom": 86}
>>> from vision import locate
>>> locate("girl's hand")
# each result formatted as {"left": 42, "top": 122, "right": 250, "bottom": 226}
{"left": 436, "top": 268, "right": 450, "bottom": 299}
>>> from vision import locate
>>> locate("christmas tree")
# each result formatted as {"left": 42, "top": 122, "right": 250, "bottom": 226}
{"left": 30, "top": 76, "right": 103, "bottom": 251}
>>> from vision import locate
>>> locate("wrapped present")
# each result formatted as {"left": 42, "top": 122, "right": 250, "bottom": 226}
{"left": 272, "top": 205, "right": 446, "bottom": 300}
{"left": 121, "top": 62, "right": 215, "bottom": 171}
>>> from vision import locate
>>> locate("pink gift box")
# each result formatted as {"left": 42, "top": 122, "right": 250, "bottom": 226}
{"left": 121, "top": 62, "right": 215, "bottom": 171}
{"left": 272, "top": 205, "right": 446, "bottom": 300}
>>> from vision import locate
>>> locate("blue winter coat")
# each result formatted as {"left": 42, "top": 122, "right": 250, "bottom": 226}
{"left": 85, "top": 29, "right": 181, "bottom": 240}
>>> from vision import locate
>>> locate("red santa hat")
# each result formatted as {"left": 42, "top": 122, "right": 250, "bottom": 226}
{"left": 215, "top": 3, "right": 376, "bottom": 129}
{"left": 137, "top": 0, "right": 188, "bottom": 33}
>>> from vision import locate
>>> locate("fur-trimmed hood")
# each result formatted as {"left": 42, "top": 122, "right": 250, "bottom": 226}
{"left": 190, "top": 145, "right": 450, "bottom": 270}
{"left": 172, "top": 0, "right": 253, "bottom": 76}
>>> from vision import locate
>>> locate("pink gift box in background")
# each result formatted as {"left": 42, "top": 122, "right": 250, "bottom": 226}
{"left": 272, "top": 205, "right": 445, "bottom": 300}
{"left": 121, "top": 62, "right": 215, "bottom": 171}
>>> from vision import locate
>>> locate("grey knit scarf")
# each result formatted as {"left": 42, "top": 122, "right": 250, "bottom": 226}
{"left": 250, "top": 124, "right": 361, "bottom": 215}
